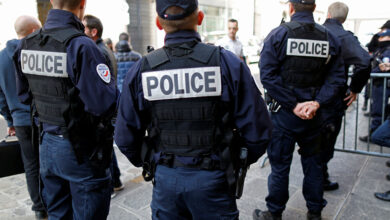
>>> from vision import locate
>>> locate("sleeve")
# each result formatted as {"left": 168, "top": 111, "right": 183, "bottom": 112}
{"left": 221, "top": 49, "right": 272, "bottom": 165}
{"left": 68, "top": 37, "right": 119, "bottom": 117}
{"left": 342, "top": 33, "right": 372, "bottom": 93}
{"left": 377, "top": 50, "right": 390, "bottom": 73}
{"left": 0, "top": 86, "right": 13, "bottom": 127}
{"left": 114, "top": 60, "right": 146, "bottom": 167}
{"left": 13, "top": 40, "right": 32, "bottom": 105}
{"left": 260, "top": 27, "right": 298, "bottom": 110}
{"left": 239, "top": 41, "right": 244, "bottom": 57}
{"left": 314, "top": 34, "right": 346, "bottom": 106}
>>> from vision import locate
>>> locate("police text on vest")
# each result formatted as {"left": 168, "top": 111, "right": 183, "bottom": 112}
{"left": 21, "top": 50, "right": 68, "bottom": 77}
{"left": 142, "top": 67, "right": 222, "bottom": 101}
{"left": 286, "top": 38, "right": 329, "bottom": 58}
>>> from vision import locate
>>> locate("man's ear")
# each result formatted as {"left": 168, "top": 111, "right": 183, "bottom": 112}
{"left": 156, "top": 16, "right": 163, "bottom": 30}
{"left": 91, "top": 28, "right": 98, "bottom": 37}
{"left": 288, "top": 2, "right": 294, "bottom": 16}
{"left": 198, "top": 10, "right": 204, "bottom": 25}
{"left": 80, "top": 0, "right": 86, "bottom": 10}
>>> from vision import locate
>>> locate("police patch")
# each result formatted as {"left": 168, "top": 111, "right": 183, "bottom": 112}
{"left": 21, "top": 50, "right": 68, "bottom": 77}
{"left": 96, "top": 64, "right": 111, "bottom": 83}
{"left": 286, "top": 38, "right": 329, "bottom": 58}
{"left": 142, "top": 66, "right": 222, "bottom": 101}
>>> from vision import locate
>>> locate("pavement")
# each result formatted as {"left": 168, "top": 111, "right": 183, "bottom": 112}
{"left": 1, "top": 66, "right": 390, "bottom": 219}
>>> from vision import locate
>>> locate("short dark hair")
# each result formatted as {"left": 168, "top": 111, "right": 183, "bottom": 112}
{"left": 104, "top": 38, "right": 112, "bottom": 45}
{"left": 83, "top": 15, "right": 103, "bottom": 38}
{"left": 292, "top": 2, "right": 315, "bottom": 12}
{"left": 229, "top": 19, "right": 238, "bottom": 24}
{"left": 119, "top": 32, "right": 129, "bottom": 41}
{"left": 51, "top": 0, "right": 81, "bottom": 10}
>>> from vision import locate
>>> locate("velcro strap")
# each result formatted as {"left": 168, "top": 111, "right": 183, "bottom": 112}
{"left": 160, "top": 131, "right": 213, "bottom": 147}
{"left": 189, "top": 43, "right": 218, "bottom": 64}
{"left": 145, "top": 49, "right": 170, "bottom": 69}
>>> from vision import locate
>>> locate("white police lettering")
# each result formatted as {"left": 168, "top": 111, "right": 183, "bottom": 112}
{"left": 286, "top": 38, "right": 329, "bottom": 58}
{"left": 21, "top": 50, "right": 68, "bottom": 77}
{"left": 142, "top": 66, "right": 222, "bottom": 101}
{"left": 96, "top": 64, "right": 111, "bottom": 83}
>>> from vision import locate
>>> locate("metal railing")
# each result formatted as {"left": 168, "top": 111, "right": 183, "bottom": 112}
{"left": 336, "top": 73, "right": 390, "bottom": 158}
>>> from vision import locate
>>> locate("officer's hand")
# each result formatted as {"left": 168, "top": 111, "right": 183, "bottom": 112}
{"left": 293, "top": 103, "right": 307, "bottom": 119}
{"left": 299, "top": 101, "right": 320, "bottom": 120}
{"left": 7, "top": 126, "right": 16, "bottom": 136}
{"left": 344, "top": 92, "right": 357, "bottom": 107}
{"left": 379, "top": 63, "right": 390, "bottom": 72}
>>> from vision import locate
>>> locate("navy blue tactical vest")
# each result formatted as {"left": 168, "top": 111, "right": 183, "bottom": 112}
{"left": 20, "top": 28, "right": 83, "bottom": 127}
{"left": 140, "top": 41, "right": 229, "bottom": 159}
{"left": 20, "top": 28, "right": 114, "bottom": 165}
{"left": 281, "top": 21, "right": 330, "bottom": 88}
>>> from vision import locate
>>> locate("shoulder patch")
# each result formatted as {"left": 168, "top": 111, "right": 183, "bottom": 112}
{"left": 96, "top": 64, "right": 111, "bottom": 83}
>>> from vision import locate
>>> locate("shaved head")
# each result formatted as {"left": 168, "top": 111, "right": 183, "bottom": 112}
{"left": 14, "top": 15, "right": 42, "bottom": 39}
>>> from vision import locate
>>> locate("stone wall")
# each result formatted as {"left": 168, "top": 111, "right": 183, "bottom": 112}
{"left": 126, "top": 0, "right": 156, "bottom": 55}
{"left": 36, "top": 0, "right": 51, "bottom": 25}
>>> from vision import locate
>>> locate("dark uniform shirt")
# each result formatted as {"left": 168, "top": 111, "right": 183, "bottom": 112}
{"left": 96, "top": 38, "right": 118, "bottom": 80}
{"left": 114, "top": 30, "right": 272, "bottom": 166}
{"left": 260, "top": 12, "right": 345, "bottom": 110}
{"left": 14, "top": 9, "right": 119, "bottom": 132}
{"left": 372, "top": 42, "right": 390, "bottom": 73}
{"left": 323, "top": 18, "right": 371, "bottom": 94}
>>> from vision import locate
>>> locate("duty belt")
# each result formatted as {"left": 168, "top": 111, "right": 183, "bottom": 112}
{"left": 158, "top": 153, "right": 221, "bottom": 170}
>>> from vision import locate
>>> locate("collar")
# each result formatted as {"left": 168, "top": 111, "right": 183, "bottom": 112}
{"left": 291, "top": 11, "right": 315, "bottom": 23}
{"left": 96, "top": 38, "right": 103, "bottom": 44}
{"left": 324, "top": 18, "right": 343, "bottom": 27}
{"left": 164, "top": 30, "right": 201, "bottom": 46}
{"left": 44, "top": 9, "right": 84, "bottom": 31}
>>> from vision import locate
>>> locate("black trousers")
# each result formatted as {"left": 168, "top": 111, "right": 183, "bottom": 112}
{"left": 14, "top": 126, "right": 45, "bottom": 211}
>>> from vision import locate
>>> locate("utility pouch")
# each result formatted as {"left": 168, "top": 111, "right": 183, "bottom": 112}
{"left": 88, "top": 122, "right": 114, "bottom": 169}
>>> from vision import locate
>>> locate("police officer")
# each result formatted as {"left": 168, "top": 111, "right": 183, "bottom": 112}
{"left": 321, "top": 2, "right": 371, "bottom": 191}
{"left": 253, "top": 0, "right": 345, "bottom": 219}
{"left": 114, "top": 0, "right": 272, "bottom": 219}
{"left": 82, "top": 13, "right": 124, "bottom": 196}
{"left": 360, "top": 28, "right": 390, "bottom": 142}
{"left": 13, "top": 0, "right": 118, "bottom": 219}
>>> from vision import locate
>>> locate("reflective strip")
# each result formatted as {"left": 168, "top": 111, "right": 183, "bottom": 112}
{"left": 142, "top": 66, "right": 222, "bottom": 101}
{"left": 21, "top": 50, "right": 68, "bottom": 78}
{"left": 286, "top": 38, "right": 329, "bottom": 58}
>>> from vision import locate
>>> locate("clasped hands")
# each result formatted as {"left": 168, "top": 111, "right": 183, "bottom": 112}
{"left": 293, "top": 101, "right": 320, "bottom": 120}
{"left": 379, "top": 63, "right": 390, "bottom": 72}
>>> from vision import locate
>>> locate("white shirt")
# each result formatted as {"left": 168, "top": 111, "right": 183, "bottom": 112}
{"left": 216, "top": 36, "right": 244, "bottom": 58}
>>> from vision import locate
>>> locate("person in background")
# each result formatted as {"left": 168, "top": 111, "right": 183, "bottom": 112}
{"left": 321, "top": 1, "right": 371, "bottom": 191}
{"left": 114, "top": 32, "right": 141, "bottom": 92}
{"left": 104, "top": 38, "right": 114, "bottom": 51}
{"left": 360, "top": 29, "right": 390, "bottom": 142}
{"left": 216, "top": 19, "right": 245, "bottom": 61}
{"left": 362, "top": 20, "right": 390, "bottom": 111}
{"left": 82, "top": 14, "right": 124, "bottom": 196}
{"left": 0, "top": 15, "right": 46, "bottom": 220}
{"left": 83, "top": 14, "right": 118, "bottom": 80}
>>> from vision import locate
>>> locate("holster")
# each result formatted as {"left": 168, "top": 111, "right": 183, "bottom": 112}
{"left": 88, "top": 121, "right": 114, "bottom": 169}
{"left": 141, "top": 136, "right": 156, "bottom": 182}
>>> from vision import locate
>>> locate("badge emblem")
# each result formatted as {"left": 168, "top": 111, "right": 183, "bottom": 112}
{"left": 96, "top": 64, "right": 111, "bottom": 83}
